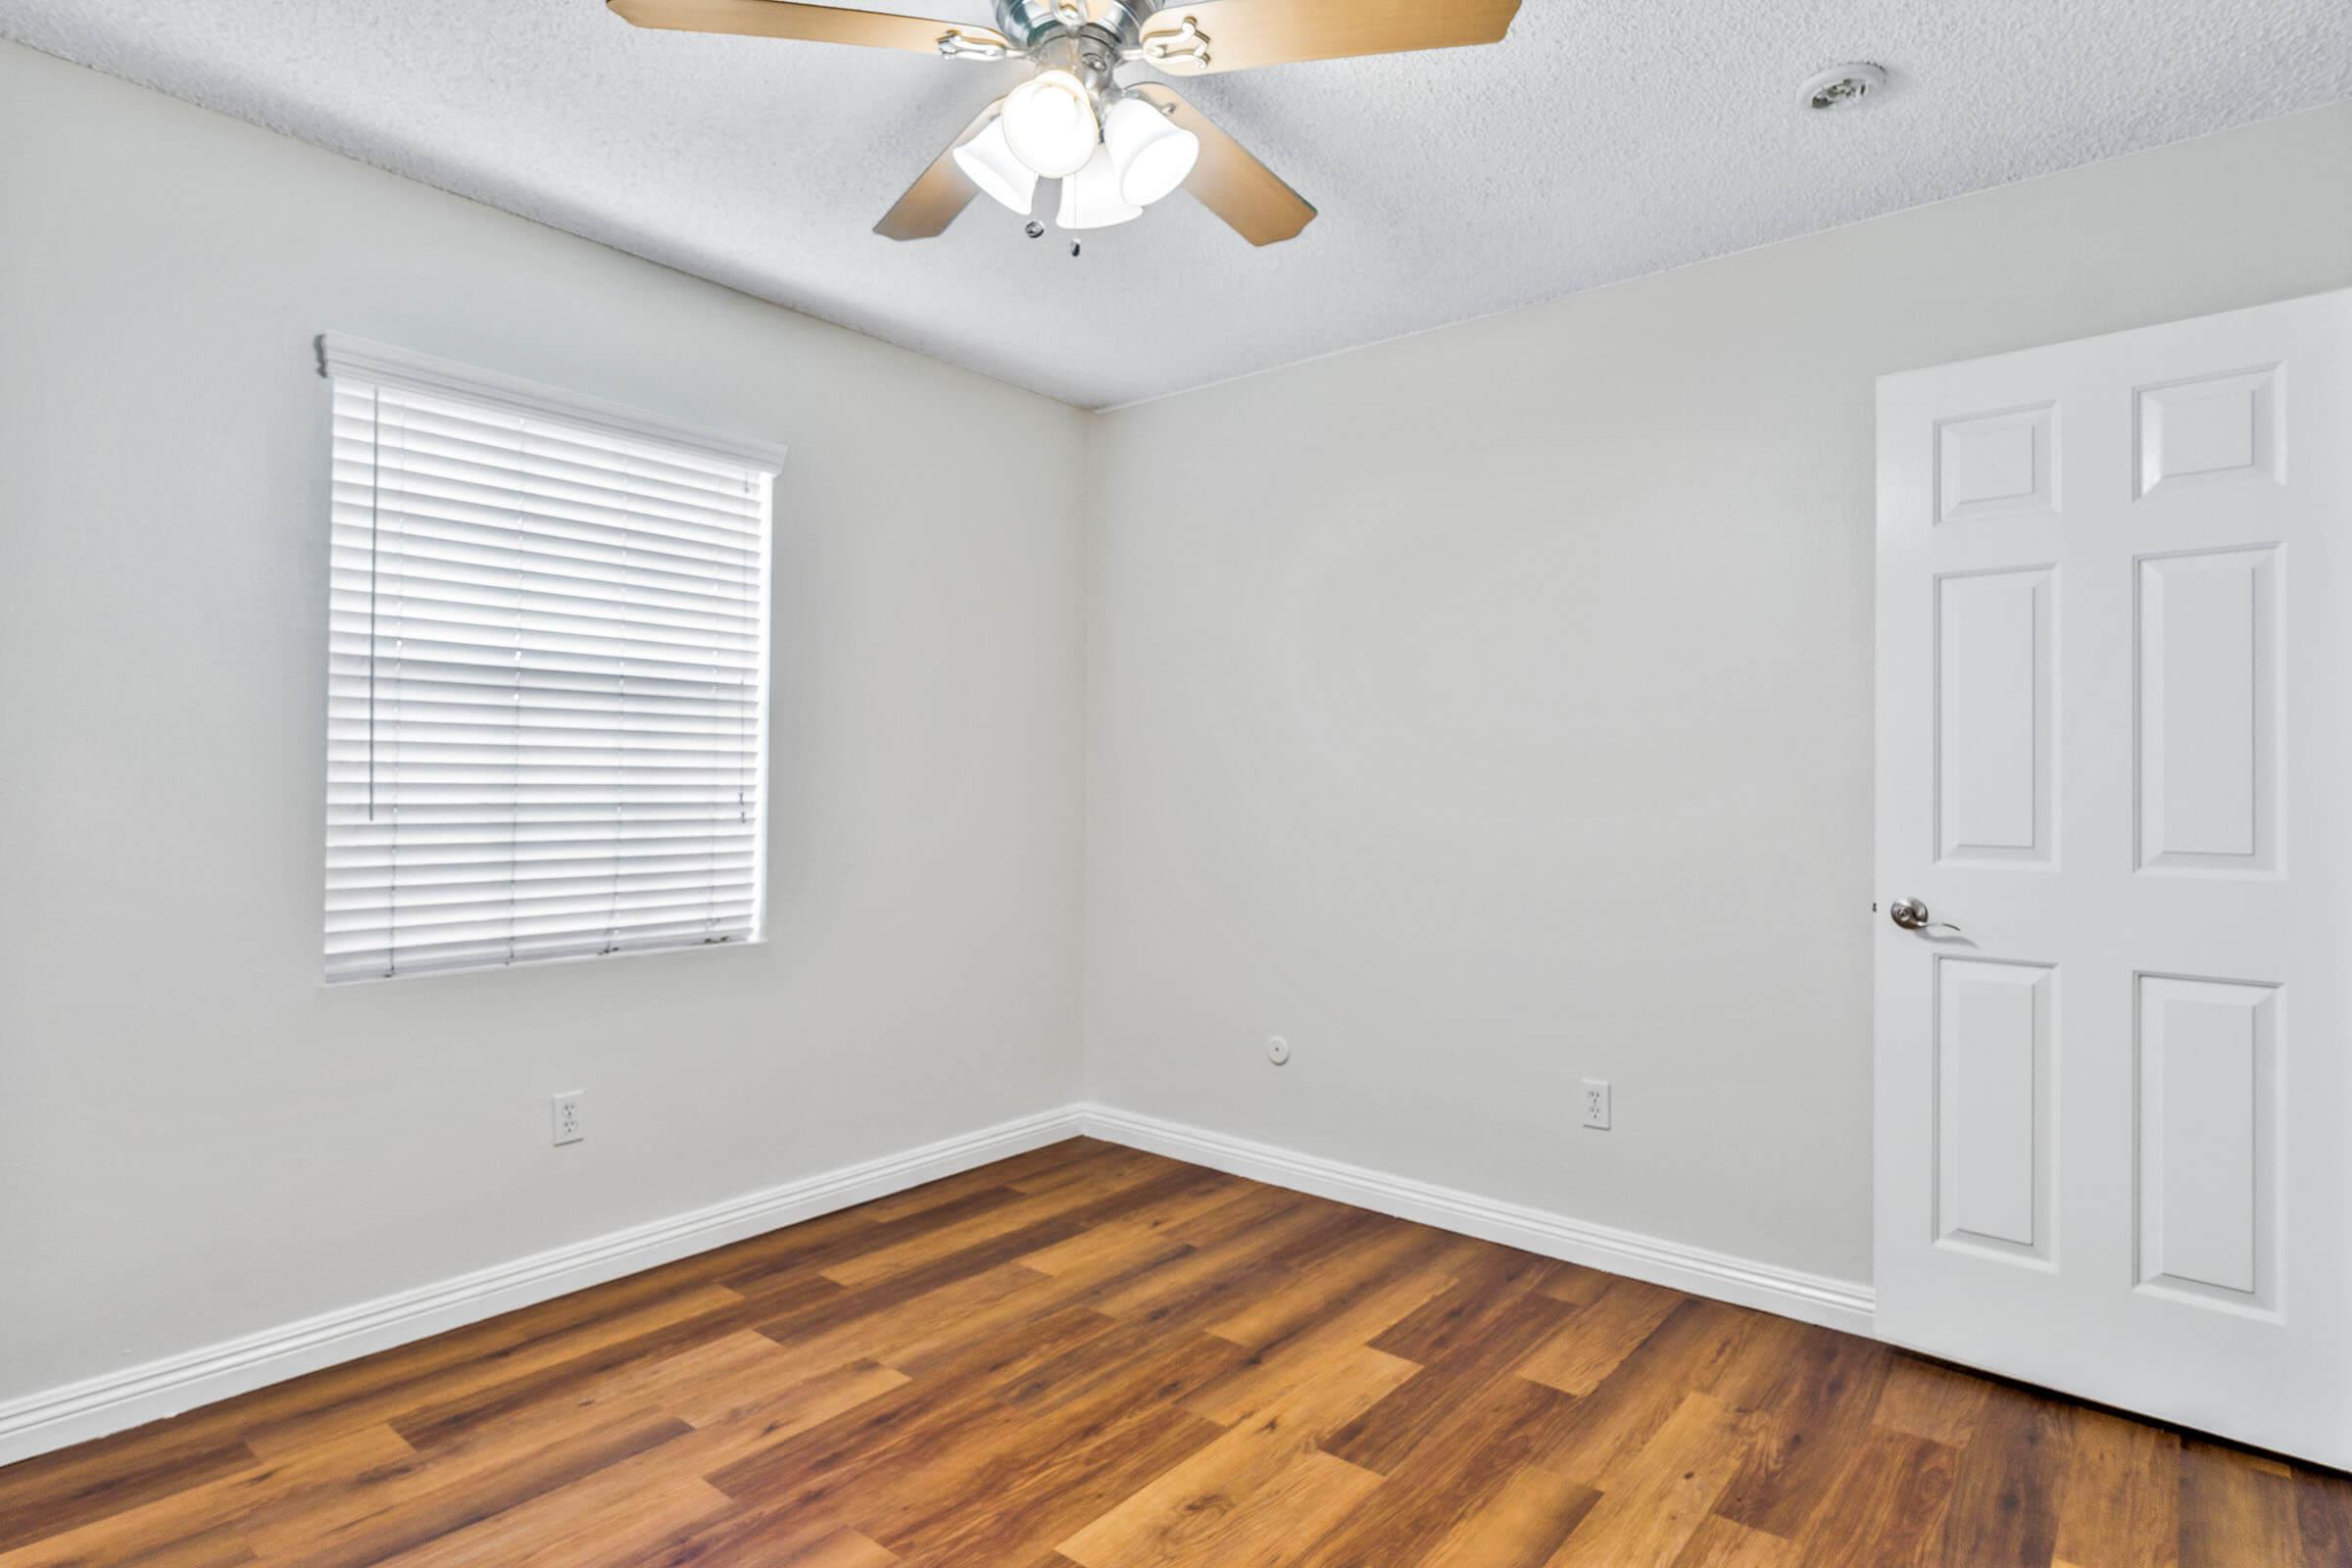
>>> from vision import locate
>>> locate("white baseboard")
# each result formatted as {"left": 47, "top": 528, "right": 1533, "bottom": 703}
{"left": 0, "top": 1105, "right": 1084, "bottom": 1468}
{"left": 1076, "top": 1103, "right": 1877, "bottom": 1338}
{"left": 2, "top": 1099, "right": 1875, "bottom": 1468}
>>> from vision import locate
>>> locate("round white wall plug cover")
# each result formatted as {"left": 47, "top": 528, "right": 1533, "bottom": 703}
{"left": 1266, "top": 1036, "right": 1291, "bottom": 1065}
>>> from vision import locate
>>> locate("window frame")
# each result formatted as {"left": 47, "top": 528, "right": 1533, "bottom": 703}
{"left": 317, "top": 333, "right": 786, "bottom": 984}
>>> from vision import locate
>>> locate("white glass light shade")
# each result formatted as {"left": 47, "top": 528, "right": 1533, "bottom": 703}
{"left": 1002, "top": 69, "right": 1100, "bottom": 178}
{"left": 952, "top": 113, "right": 1037, "bottom": 214}
{"left": 1103, "top": 96, "right": 1200, "bottom": 207}
{"left": 1055, "top": 143, "right": 1141, "bottom": 230}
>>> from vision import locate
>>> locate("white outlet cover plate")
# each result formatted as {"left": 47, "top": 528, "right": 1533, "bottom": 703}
{"left": 1266, "top": 1037, "right": 1291, "bottom": 1066}
{"left": 552, "top": 1091, "right": 584, "bottom": 1146}
{"left": 1581, "top": 1078, "right": 1611, "bottom": 1131}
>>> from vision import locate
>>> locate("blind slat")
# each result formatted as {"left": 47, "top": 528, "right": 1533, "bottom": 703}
{"left": 331, "top": 416, "right": 770, "bottom": 517}
{"left": 341, "top": 390, "right": 768, "bottom": 492}
{"left": 329, "top": 512, "right": 763, "bottom": 593}
{"left": 325, "top": 370, "right": 773, "bottom": 981}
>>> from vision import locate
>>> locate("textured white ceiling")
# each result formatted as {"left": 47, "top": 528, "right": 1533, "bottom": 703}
{"left": 4, "top": 0, "right": 2347, "bottom": 408}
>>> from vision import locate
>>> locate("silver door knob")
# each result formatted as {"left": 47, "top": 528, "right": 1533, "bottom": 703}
{"left": 1888, "top": 898, "right": 1962, "bottom": 935}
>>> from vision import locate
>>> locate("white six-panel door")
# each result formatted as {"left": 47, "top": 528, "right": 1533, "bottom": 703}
{"left": 1875, "top": 290, "right": 2351, "bottom": 1468}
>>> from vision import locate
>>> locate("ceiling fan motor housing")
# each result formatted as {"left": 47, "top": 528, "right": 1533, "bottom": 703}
{"left": 995, "top": 0, "right": 1160, "bottom": 54}
{"left": 1025, "top": 28, "right": 1120, "bottom": 98}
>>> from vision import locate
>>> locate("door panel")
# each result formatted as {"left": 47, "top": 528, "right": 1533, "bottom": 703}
{"left": 1937, "top": 403, "right": 2058, "bottom": 522}
{"left": 2135, "top": 368, "right": 2279, "bottom": 497}
{"left": 1935, "top": 956, "right": 2053, "bottom": 1260}
{"left": 1876, "top": 289, "right": 2350, "bottom": 1468}
{"left": 2135, "top": 547, "right": 2278, "bottom": 874}
{"left": 2135, "top": 974, "right": 2277, "bottom": 1309}
{"left": 1936, "top": 566, "right": 2056, "bottom": 865}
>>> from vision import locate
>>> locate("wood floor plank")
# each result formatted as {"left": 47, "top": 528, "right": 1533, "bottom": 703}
{"left": 751, "top": 1260, "right": 1054, "bottom": 1389}
{"left": 387, "top": 1278, "right": 840, "bottom": 1452}
{"left": 715, "top": 1185, "right": 1038, "bottom": 1298}
{"left": 1184, "top": 1263, "right": 1455, "bottom": 1426}
{"left": 2178, "top": 1436, "right": 2302, "bottom": 1567}
{"left": 820, "top": 1160, "right": 1186, "bottom": 1288}
{"left": 1708, "top": 1326, "right": 1895, "bottom": 1539}
{"left": 0, "top": 1424, "right": 260, "bottom": 1553}
{"left": 1872, "top": 1351, "right": 1994, "bottom": 1448}
{"left": 1927, "top": 1381, "right": 2070, "bottom": 1568}
{"left": 253, "top": 1406, "right": 694, "bottom": 1568}
{"left": 242, "top": 1281, "right": 748, "bottom": 1459}
{"left": 368, "top": 1461, "right": 730, "bottom": 1568}
{"left": 782, "top": 1527, "right": 903, "bottom": 1567}
{"left": 992, "top": 1311, "right": 1251, "bottom": 1421}
{"left": 1515, "top": 1275, "right": 1688, "bottom": 1397}
{"left": 1531, "top": 1260, "right": 1619, "bottom": 1306}
{"left": 1529, "top": 1297, "right": 1770, "bottom": 1490}
{"left": 1544, "top": 1391, "right": 1757, "bottom": 1567}
{"left": 1015, "top": 1173, "right": 1247, "bottom": 1282}
{"left": 2288, "top": 1459, "right": 2352, "bottom": 1566}
{"left": 1075, "top": 1201, "right": 1383, "bottom": 1330}
{"left": 632, "top": 1492, "right": 869, "bottom": 1566}
{"left": 1781, "top": 1427, "right": 1959, "bottom": 1565}
{"left": 1055, "top": 1344, "right": 1417, "bottom": 1567}
{"left": 24, "top": 1533, "right": 256, "bottom": 1568}
{"left": 1368, "top": 1243, "right": 1576, "bottom": 1366}
{"left": 1413, "top": 1459, "right": 1602, "bottom": 1568}
{"left": 677, "top": 1357, "right": 916, "bottom": 1471}
{"left": 708, "top": 1310, "right": 1236, "bottom": 1519}
{"left": 1290, "top": 1374, "right": 1584, "bottom": 1567}
{"left": 749, "top": 1332, "right": 1230, "bottom": 1562}
{"left": 1165, "top": 1180, "right": 1343, "bottom": 1248}
{"left": 1063, "top": 1446, "right": 1385, "bottom": 1568}
{"left": 1671, "top": 1515, "right": 1801, "bottom": 1567}
{"left": 0, "top": 1422, "right": 411, "bottom": 1568}
{"left": 1200, "top": 1219, "right": 1471, "bottom": 1351}
{"left": 1322, "top": 1289, "right": 1576, "bottom": 1476}
{"left": 6, "top": 1138, "right": 2345, "bottom": 1568}
{"left": 875, "top": 1398, "right": 1224, "bottom": 1564}
{"left": 2049, "top": 1406, "right": 2180, "bottom": 1568}
{"left": 1005, "top": 1147, "right": 1190, "bottom": 1200}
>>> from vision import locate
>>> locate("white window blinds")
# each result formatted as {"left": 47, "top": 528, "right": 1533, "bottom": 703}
{"left": 321, "top": 336, "right": 781, "bottom": 982}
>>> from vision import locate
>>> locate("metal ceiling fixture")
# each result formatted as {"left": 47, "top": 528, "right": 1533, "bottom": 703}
{"left": 607, "top": 0, "right": 1525, "bottom": 246}
{"left": 1800, "top": 62, "right": 1887, "bottom": 111}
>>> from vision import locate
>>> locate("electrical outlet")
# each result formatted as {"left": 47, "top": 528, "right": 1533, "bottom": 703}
{"left": 1581, "top": 1079, "right": 1611, "bottom": 1131}
{"left": 552, "top": 1090, "right": 584, "bottom": 1147}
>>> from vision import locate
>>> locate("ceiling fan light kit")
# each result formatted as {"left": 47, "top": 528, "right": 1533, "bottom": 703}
{"left": 1057, "top": 143, "right": 1145, "bottom": 228}
{"left": 1002, "top": 64, "right": 1102, "bottom": 177}
{"left": 951, "top": 112, "right": 1040, "bottom": 214}
{"left": 1102, "top": 94, "right": 1198, "bottom": 206}
{"left": 607, "top": 0, "right": 1526, "bottom": 247}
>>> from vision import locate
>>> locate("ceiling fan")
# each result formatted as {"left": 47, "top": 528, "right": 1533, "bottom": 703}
{"left": 608, "top": 0, "right": 1522, "bottom": 245}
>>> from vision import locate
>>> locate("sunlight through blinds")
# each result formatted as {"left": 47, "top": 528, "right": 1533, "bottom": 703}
{"left": 321, "top": 339, "right": 779, "bottom": 981}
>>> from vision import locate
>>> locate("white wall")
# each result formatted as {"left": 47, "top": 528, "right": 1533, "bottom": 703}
{"left": 1083, "top": 102, "right": 2352, "bottom": 1289}
{"left": 0, "top": 43, "right": 1086, "bottom": 1405}
{"left": 7, "top": 30, "right": 2350, "bottom": 1422}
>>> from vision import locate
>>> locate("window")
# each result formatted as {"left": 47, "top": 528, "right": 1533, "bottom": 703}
{"left": 320, "top": 336, "right": 782, "bottom": 981}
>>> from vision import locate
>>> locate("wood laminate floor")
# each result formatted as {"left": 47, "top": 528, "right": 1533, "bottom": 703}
{"left": 5, "top": 1139, "right": 2349, "bottom": 1566}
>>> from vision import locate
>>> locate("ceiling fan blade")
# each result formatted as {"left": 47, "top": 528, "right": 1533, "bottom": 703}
{"left": 873, "top": 101, "right": 1004, "bottom": 240}
{"left": 1127, "top": 84, "right": 1315, "bottom": 246}
{"left": 609, "top": 0, "right": 1013, "bottom": 59}
{"left": 1133, "top": 0, "right": 1517, "bottom": 74}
